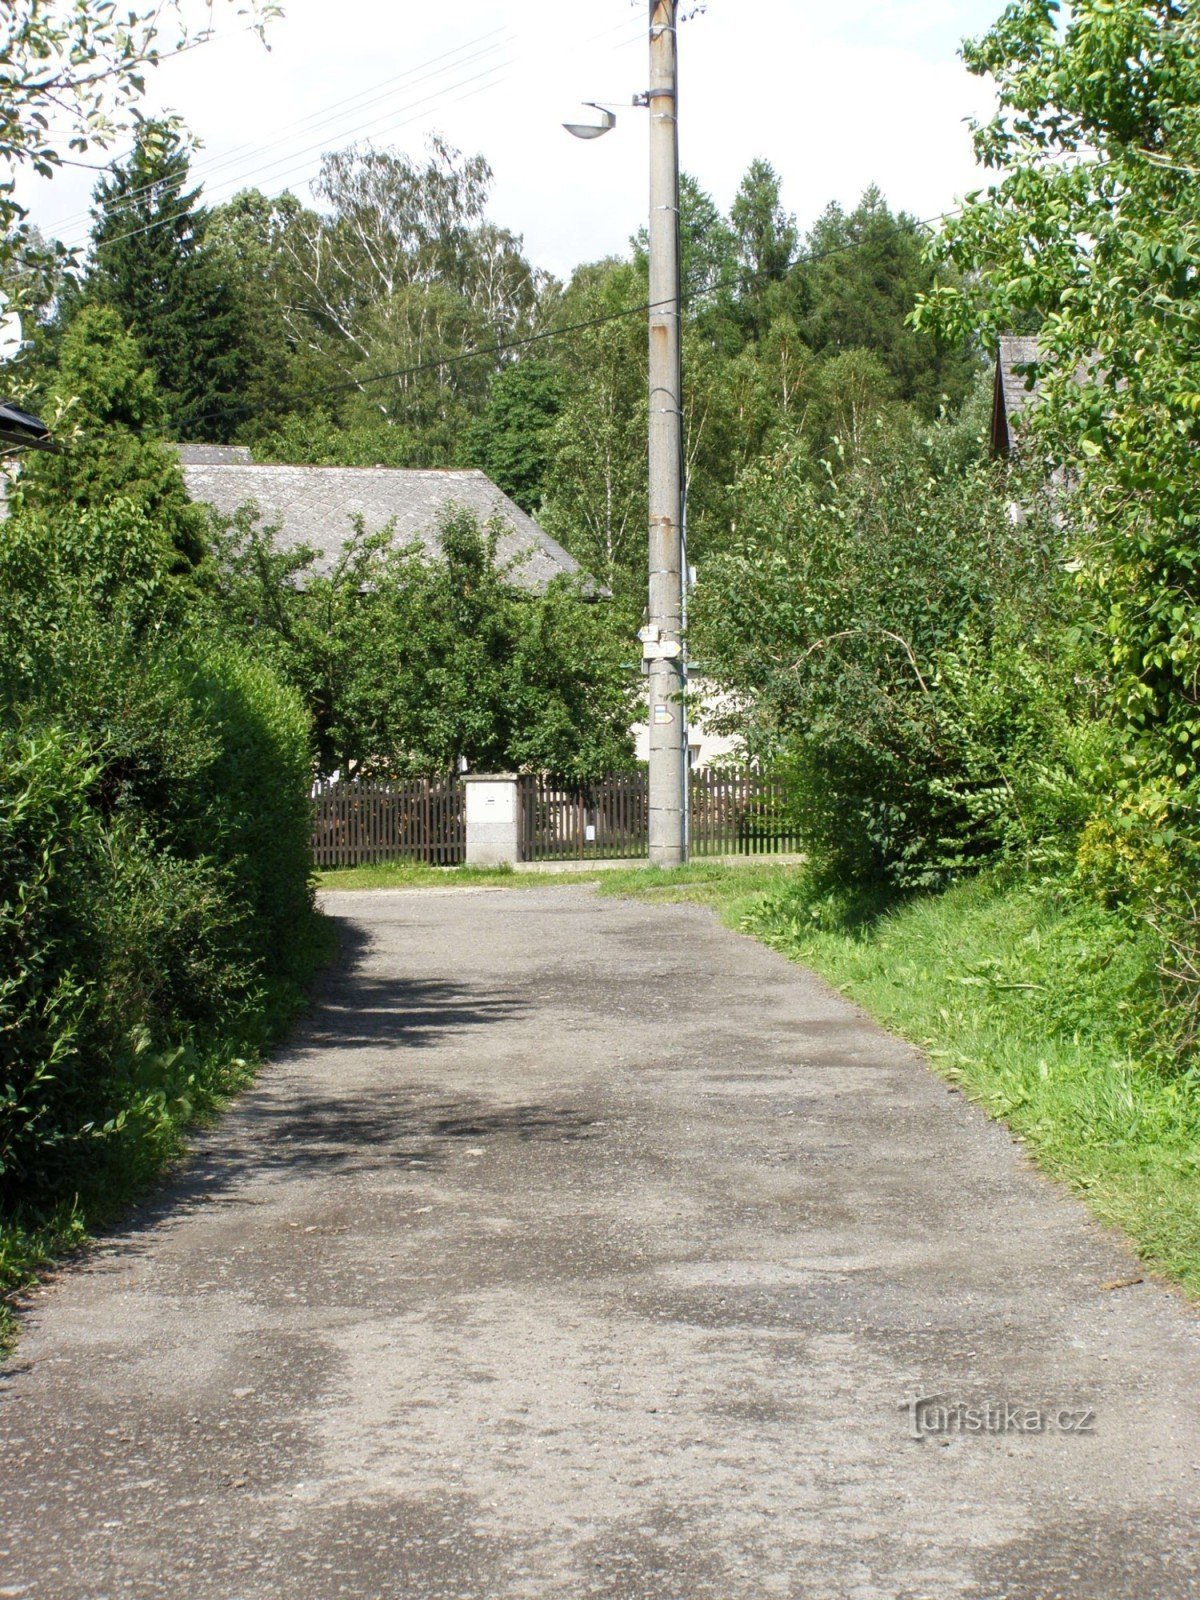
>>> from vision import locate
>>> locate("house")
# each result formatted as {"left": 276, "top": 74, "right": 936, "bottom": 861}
{"left": 991, "top": 335, "right": 1041, "bottom": 457}
{"left": 176, "top": 447, "right": 584, "bottom": 593}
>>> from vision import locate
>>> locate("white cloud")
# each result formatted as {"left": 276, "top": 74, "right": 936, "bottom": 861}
{"left": 17, "top": 0, "right": 1003, "bottom": 277}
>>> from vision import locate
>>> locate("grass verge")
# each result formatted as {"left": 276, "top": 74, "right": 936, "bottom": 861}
{"left": 317, "top": 861, "right": 536, "bottom": 891}
{"left": 318, "top": 858, "right": 801, "bottom": 896}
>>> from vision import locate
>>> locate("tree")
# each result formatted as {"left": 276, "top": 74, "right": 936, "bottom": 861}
{"left": 13, "top": 305, "right": 205, "bottom": 567}
{"left": 539, "top": 262, "right": 648, "bottom": 608}
{"left": 803, "top": 187, "right": 977, "bottom": 414}
{"left": 206, "top": 189, "right": 321, "bottom": 439}
{"left": 0, "top": 0, "right": 276, "bottom": 273}
{"left": 731, "top": 158, "right": 798, "bottom": 330}
{"left": 204, "top": 505, "right": 637, "bottom": 779}
{"left": 88, "top": 122, "right": 248, "bottom": 441}
{"left": 465, "top": 359, "right": 564, "bottom": 512}
{"left": 914, "top": 0, "right": 1200, "bottom": 1041}
{"left": 270, "top": 138, "right": 549, "bottom": 459}
{"left": 634, "top": 172, "right": 738, "bottom": 311}
{"left": 691, "top": 422, "right": 1071, "bottom": 891}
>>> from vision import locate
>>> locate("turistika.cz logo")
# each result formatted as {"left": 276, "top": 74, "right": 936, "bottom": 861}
{"left": 903, "top": 1394, "right": 1097, "bottom": 1440}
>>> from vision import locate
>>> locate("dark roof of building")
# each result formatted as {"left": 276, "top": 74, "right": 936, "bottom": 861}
{"left": 992, "top": 335, "right": 1042, "bottom": 456}
{"left": 181, "top": 462, "right": 584, "bottom": 591}
{"left": 175, "top": 443, "right": 254, "bottom": 466}
{"left": 0, "top": 399, "right": 53, "bottom": 453}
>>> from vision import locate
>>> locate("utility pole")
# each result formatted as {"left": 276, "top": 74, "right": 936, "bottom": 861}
{"left": 643, "top": 0, "right": 687, "bottom": 866}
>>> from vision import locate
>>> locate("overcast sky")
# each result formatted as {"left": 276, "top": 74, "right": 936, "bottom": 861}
{"left": 21, "top": 0, "right": 1005, "bottom": 280}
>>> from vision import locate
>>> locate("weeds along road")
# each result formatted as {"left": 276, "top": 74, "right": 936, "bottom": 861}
{"left": 2, "top": 884, "right": 1200, "bottom": 1599}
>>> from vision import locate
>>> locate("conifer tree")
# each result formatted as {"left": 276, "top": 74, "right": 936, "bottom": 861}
{"left": 88, "top": 122, "right": 248, "bottom": 442}
{"left": 17, "top": 305, "right": 206, "bottom": 568}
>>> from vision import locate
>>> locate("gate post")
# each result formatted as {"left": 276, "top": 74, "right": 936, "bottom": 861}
{"left": 464, "top": 774, "right": 523, "bottom": 868}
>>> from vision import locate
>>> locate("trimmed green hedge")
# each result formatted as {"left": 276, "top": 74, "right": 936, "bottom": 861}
{"left": 0, "top": 497, "right": 326, "bottom": 1224}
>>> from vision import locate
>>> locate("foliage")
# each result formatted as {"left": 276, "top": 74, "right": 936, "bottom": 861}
{"left": 538, "top": 262, "right": 649, "bottom": 609}
{"left": 0, "top": 438, "right": 322, "bottom": 1276}
{"left": 802, "top": 187, "right": 977, "bottom": 415}
{"left": 0, "top": 0, "right": 276, "bottom": 271}
{"left": 20, "top": 131, "right": 987, "bottom": 612}
{"left": 204, "top": 189, "right": 322, "bottom": 439}
{"left": 914, "top": 0, "right": 1200, "bottom": 1052}
{"left": 254, "top": 138, "right": 551, "bottom": 461}
{"left": 87, "top": 122, "right": 249, "bottom": 441}
{"left": 692, "top": 421, "right": 1093, "bottom": 891}
{"left": 730, "top": 158, "right": 799, "bottom": 337}
{"left": 203, "top": 503, "right": 638, "bottom": 780}
{"left": 465, "top": 359, "right": 563, "bottom": 512}
{"left": 12, "top": 304, "right": 206, "bottom": 566}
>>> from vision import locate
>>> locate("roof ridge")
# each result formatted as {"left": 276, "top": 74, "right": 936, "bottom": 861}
{"left": 187, "top": 462, "right": 489, "bottom": 476}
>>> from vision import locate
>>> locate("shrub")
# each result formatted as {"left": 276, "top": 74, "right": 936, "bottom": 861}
{"left": 0, "top": 725, "right": 250, "bottom": 1206}
{"left": 180, "top": 641, "right": 316, "bottom": 1001}
{"left": 0, "top": 493, "right": 322, "bottom": 1219}
{"left": 693, "top": 422, "right": 1097, "bottom": 893}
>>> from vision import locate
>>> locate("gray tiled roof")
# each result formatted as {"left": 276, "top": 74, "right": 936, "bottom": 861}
{"left": 175, "top": 443, "right": 254, "bottom": 466}
{"left": 992, "top": 335, "right": 1042, "bottom": 455}
{"left": 182, "top": 463, "right": 583, "bottom": 591}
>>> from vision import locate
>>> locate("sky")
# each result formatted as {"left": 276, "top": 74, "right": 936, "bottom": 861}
{"left": 19, "top": 0, "right": 1006, "bottom": 281}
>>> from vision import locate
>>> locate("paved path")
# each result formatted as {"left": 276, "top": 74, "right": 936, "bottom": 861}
{"left": 2, "top": 886, "right": 1199, "bottom": 1600}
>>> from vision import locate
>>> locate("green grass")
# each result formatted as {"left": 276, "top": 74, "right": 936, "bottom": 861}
{"left": 318, "top": 861, "right": 537, "bottom": 891}
{"left": 316, "top": 860, "right": 799, "bottom": 896}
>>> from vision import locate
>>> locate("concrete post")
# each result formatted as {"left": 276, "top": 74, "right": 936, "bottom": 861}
{"left": 464, "top": 775, "right": 522, "bottom": 868}
{"left": 646, "top": 0, "right": 687, "bottom": 865}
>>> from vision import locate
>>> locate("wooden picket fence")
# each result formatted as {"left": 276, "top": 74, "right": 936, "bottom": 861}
{"left": 520, "top": 770, "right": 800, "bottom": 862}
{"left": 519, "top": 773, "right": 649, "bottom": 862}
{"left": 689, "top": 769, "right": 800, "bottom": 857}
{"left": 311, "top": 776, "right": 466, "bottom": 868}
{"left": 312, "top": 771, "right": 800, "bottom": 869}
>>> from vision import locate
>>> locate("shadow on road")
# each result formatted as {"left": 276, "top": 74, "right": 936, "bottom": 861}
{"left": 297, "top": 914, "right": 526, "bottom": 1052}
{"left": 79, "top": 911, "right": 599, "bottom": 1253}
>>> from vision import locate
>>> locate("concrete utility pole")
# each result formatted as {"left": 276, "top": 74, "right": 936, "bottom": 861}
{"left": 643, "top": 0, "right": 687, "bottom": 866}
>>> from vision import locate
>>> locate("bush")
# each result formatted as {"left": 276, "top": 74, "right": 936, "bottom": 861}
{"left": 181, "top": 641, "right": 316, "bottom": 1002}
{"left": 0, "top": 495, "right": 323, "bottom": 1220}
{"left": 693, "top": 422, "right": 1098, "bottom": 893}
{"left": 0, "top": 725, "right": 250, "bottom": 1206}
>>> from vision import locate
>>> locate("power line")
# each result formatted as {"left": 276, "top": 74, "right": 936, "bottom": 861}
{"left": 61, "top": 50, "right": 519, "bottom": 255}
{"left": 44, "top": 13, "right": 647, "bottom": 257}
{"left": 185, "top": 203, "right": 966, "bottom": 431}
{"left": 46, "top": 27, "right": 515, "bottom": 241}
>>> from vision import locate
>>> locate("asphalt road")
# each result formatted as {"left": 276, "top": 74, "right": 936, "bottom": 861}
{"left": 2, "top": 884, "right": 1199, "bottom": 1600}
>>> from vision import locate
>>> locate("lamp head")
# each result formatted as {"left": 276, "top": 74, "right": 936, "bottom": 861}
{"left": 563, "top": 103, "right": 616, "bottom": 140}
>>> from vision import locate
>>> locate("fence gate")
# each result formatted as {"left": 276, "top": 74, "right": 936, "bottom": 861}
{"left": 689, "top": 770, "right": 801, "bottom": 857}
{"left": 519, "top": 774, "right": 648, "bottom": 862}
{"left": 311, "top": 776, "right": 466, "bottom": 868}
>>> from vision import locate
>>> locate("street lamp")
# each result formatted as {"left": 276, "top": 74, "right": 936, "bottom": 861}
{"left": 563, "top": 0, "right": 687, "bottom": 867}
{"left": 562, "top": 103, "right": 617, "bottom": 140}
